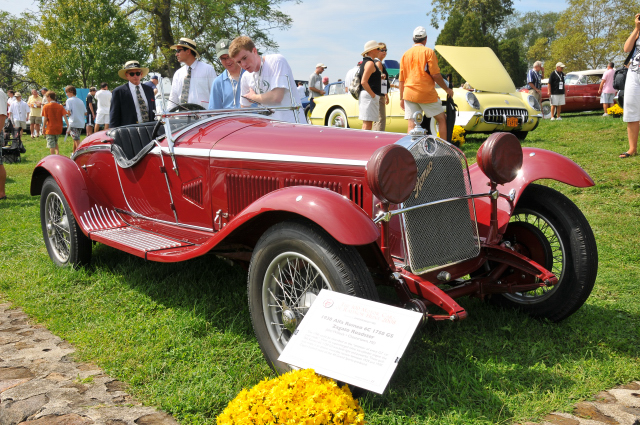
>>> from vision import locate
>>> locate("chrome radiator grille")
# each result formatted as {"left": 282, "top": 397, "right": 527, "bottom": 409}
{"left": 483, "top": 108, "right": 528, "bottom": 124}
{"left": 401, "top": 136, "right": 480, "bottom": 274}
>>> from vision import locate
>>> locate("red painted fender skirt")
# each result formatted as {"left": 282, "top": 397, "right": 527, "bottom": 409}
{"left": 469, "top": 147, "right": 594, "bottom": 236}
{"left": 31, "top": 156, "right": 95, "bottom": 237}
{"left": 219, "top": 185, "right": 380, "bottom": 246}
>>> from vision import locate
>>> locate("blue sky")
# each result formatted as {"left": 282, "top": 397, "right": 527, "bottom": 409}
{"left": 1, "top": 0, "right": 569, "bottom": 82}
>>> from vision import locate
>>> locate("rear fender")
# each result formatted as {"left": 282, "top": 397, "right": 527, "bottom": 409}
{"left": 31, "top": 156, "right": 94, "bottom": 236}
{"left": 470, "top": 147, "right": 594, "bottom": 235}
{"left": 222, "top": 186, "right": 380, "bottom": 246}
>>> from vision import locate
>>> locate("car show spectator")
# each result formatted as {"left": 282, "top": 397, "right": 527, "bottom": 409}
{"left": 27, "top": 89, "right": 43, "bottom": 138}
{"left": 527, "top": 61, "right": 544, "bottom": 103}
{"left": 308, "top": 63, "right": 327, "bottom": 114}
{"left": 549, "top": 62, "right": 566, "bottom": 120}
{"left": 7, "top": 90, "right": 16, "bottom": 107}
{"left": 230, "top": 35, "right": 300, "bottom": 124}
{"left": 599, "top": 62, "right": 616, "bottom": 116}
{"left": 399, "top": 26, "right": 453, "bottom": 139}
{"left": 64, "top": 85, "right": 86, "bottom": 152}
{"left": 621, "top": 13, "right": 640, "bottom": 158}
{"left": 41, "top": 91, "right": 69, "bottom": 155}
{"left": 359, "top": 40, "right": 385, "bottom": 131}
{"left": 109, "top": 60, "right": 156, "bottom": 128}
{"left": 373, "top": 42, "right": 390, "bottom": 132}
{"left": 95, "top": 82, "right": 112, "bottom": 131}
{"left": 169, "top": 38, "right": 216, "bottom": 109}
{"left": 8, "top": 92, "right": 30, "bottom": 138}
{"left": 86, "top": 87, "right": 97, "bottom": 136}
{"left": 144, "top": 75, "right": 159, "bottom": 95}
{"left": 296, "top": 82, "right": 307, "bottom": 105}
{"left": 0, "top": 88, "right": 8, "bottom": 200}
{"left": 40, "top": 88, "right": 49, "bottom": 108}
{"left": 322, "top": 76, "right": 329, "bottom": 89}
{"left": 208, "top": 38, "right": 245, "bottom": 110}
{"left": 344, "top": 62, "right": 360, "bottom": 93}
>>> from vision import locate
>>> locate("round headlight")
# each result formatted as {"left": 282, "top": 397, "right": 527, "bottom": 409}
{"left": 466, "top": 91, "right": 480, "bottom": 109}
{"left": 366, "top": 144, "right": 417, "bottom": 204}
{"left": 476, "top": 132, "right": 523, "bottom": 185}
{"left": 527, "top": 95, "right": 541, "bottom": 111}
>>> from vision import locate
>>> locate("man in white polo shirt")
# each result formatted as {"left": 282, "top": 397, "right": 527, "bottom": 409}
{"left": 8, "top": 92, "right": 30, "bottom": 138}
{"left": 95, "top": 82, "right": 112, "bottom": 131}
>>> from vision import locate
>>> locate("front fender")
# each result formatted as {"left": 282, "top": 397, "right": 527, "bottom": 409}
{"left": 223, "top": 186, "right": 380, "bottom": 246}
{"left": 470, "top": 147, "right": 594, "bottom": 236}
{"left": 31, "top": 156, "right": 94, "bottom": 236}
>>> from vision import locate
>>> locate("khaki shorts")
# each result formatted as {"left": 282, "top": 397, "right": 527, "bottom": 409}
{"left": 14, "top": 120, "right": 27, "bottom": 130}
{"left": 404, "top": 100, "right": 444, "bottom": 119}
{"left": 46, "top": 135, "right": 58, "bottom": 148}
{"left": 30, "top": 116, "right": 42, "bottom": 125}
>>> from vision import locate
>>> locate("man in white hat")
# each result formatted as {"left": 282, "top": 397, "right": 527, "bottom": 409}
{"left": 548, "top": 62, "right": 566, "bottom": 120}
{"left": 399, "top": 26, "right": 453, "bottom": 139}
{"left": 229, "top": 35, "right": 300, "bottom": 124}
{"left": 308, "top": 63, "right": 327, "bottom": 114}
{"left": 208, "top": 38, "right": 245, "bottom": 110}
{"left": 169, "top": 38, "right": 216, "bottom": 109}
{"left": 109, "top": 60, "right": 156, "bottom": 128}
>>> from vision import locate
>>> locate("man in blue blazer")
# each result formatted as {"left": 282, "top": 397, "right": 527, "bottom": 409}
{"left": 110, "top": 61, "right": 156, "bottom": 128}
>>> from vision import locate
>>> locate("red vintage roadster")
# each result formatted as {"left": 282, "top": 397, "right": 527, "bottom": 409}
{"left": 31, "top": 107, "right": 598, "bottom": 374}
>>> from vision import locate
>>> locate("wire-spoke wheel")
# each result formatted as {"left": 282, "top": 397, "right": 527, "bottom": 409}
{"left": 248, "top": 221, "right": 377, "bottom": 373}
{"left": 40, "top": 177, "right": 91, "bottom": 267}
{"left": 490, "top": 184, "right": 598, "bottom": 322}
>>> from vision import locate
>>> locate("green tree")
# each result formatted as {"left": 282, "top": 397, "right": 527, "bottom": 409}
{"left": 427, "top": 0, "right": 514, "bottom": 35}
{"left": 0, "top": 11, "right": 37, "bottom": 91}
{"left": 26, "top": 0, "right": 145, "bottom": 92}
{"left": 125, "top": 0, "right": 296, "bottom": 76}
{"left": 550, "top": 0, "right": 640, "bottom": 70}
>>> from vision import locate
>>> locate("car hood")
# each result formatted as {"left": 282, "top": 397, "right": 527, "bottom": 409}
{"left": 435, "top": 46, "right": 516, "bottom": 94}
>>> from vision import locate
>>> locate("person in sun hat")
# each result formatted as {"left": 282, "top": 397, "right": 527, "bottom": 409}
{"left": 399, "top": 26, "right": 453, "bottom": 139}
{"left": 109, "top": 60, "right": 155, "bottom": 128}
{"left": 169, "top": 37, "right": 216, "bottom": 109}
{"left": 358, "top": 40, "right": 385, "bottom": 130}
{"left": 208, "top": 38, "right": 245, "bottom": 110}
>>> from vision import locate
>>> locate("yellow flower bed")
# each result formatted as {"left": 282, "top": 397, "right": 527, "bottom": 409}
{"left": 437, "top": 125, "right": 466, "bottom": 146}
{"left": 607, "top": 104, "right": 624, "bottom": 116}
{"left": 217, "top": 369, "right": 365, "bottom": 425}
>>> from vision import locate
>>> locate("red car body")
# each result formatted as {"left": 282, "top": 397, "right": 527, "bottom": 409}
{"left": 31, "top": 110, "right": 598, "bottom": 374}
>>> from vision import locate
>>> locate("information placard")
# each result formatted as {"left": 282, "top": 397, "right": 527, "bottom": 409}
{"left": 277, "top": 290, "right": 423, "bottom": 394}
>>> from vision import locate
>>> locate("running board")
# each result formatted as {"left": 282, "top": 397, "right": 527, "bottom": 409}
{"left": 90, "top": 227, "right": 197, "bottom": 260}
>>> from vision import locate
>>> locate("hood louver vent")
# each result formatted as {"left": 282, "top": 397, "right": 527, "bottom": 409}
{"left": 227, "top": 175, "right": 280, "bottom": 216}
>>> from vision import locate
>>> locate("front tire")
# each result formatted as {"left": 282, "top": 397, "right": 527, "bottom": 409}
{"left": 40, "top": 177, "right": 91, "bottom": 267}
{"left": 248, "top": 221, "right": 378, "bottom": 373}
{"left": 541, "top": 100, "right": 551, "bottom": 119}
{"left": 512, "top": 130, "right": 528, "bottom": 140}
{"left": 491, "top": 184, "right": 597, "bottom": 322}
{"left": 327, "top": 108, "right": 349, "bottom": 128}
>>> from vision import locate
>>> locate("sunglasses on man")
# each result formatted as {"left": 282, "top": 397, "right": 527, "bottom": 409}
{"left": 128, "top": 72, "right": 142, "bottom": 76}
{"left": 175, "top": 48, "right": 187, "bottom": 53}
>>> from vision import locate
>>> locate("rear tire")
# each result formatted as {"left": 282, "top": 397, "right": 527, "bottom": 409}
{"left": 490, "top": 184, "right": 597, "bottom": 322}
{"left": 247, "top": 220, "right": 378, "bottom": 374}
{"left": 40, "top": 177, "right": 91, "bottom": 267}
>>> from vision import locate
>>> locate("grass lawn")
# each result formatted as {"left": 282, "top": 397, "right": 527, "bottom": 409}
{"left": 1, "top": 112, "right": 638, "bottom": 424}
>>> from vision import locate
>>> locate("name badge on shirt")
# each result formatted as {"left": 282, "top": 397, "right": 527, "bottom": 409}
{"left": 558, "top": 82, "right": 563, "bottom": 90}
{"left": 381, "top": 80, "right": 388, "bottom": 94}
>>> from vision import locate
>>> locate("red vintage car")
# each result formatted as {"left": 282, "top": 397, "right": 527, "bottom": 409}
{"left": 31, "top": 107, "right": 598, "bottom": 374}
{"left": 520, "top": 69, "right": 608, "bottom": 117}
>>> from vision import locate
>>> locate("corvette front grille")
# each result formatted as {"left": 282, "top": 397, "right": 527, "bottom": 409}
{"left": 483, "top": 108, "right": 528, "bottom": 124}
{"left": 401, "top": 137, "right": 480, "bottom": 274}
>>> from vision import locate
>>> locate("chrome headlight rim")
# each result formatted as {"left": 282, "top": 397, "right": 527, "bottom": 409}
{"left": 466, "top": 91, "right": 480, "bottom": 110}
{"left": 527, "top": 94, "right": 541, "bottom": 111}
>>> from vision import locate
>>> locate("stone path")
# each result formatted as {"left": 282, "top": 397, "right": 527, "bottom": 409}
{"left": 0, "top": 303, "right": 179, "bottom": 425}
{"left": 1, "top": 302, "right": 638, "bottom": 425}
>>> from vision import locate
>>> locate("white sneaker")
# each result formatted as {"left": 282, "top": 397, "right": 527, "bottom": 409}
{"left": 556, "top": 117, "right": 562, "bottom": 120}
{"left": 603, "top": 113, "right": 609, "bottom": 116}
{"left": 550, "top": 117, "right": 555, "bottom": 121}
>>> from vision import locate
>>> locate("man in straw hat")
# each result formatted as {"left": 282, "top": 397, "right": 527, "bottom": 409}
{"left": 169, "top": 37, "right": 216, "bottom": 109}
{"left": 109, "top": 60, "right": 156, "bottom": 128}
{"left": 229, "top": 35, "right": 300, "bottom": 123}
{"left": 399, "top": 26, "right": 453, "bottom": 139}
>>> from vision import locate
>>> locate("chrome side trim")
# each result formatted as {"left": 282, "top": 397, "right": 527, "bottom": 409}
{"left": 71, "top": 144, "right": 111, "bottom": 160}
{"left": 114, "top": 208, "right": 215, "bottom": 233}
{"left": 209, "top": 150, "right": 368, "bottom": 166}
